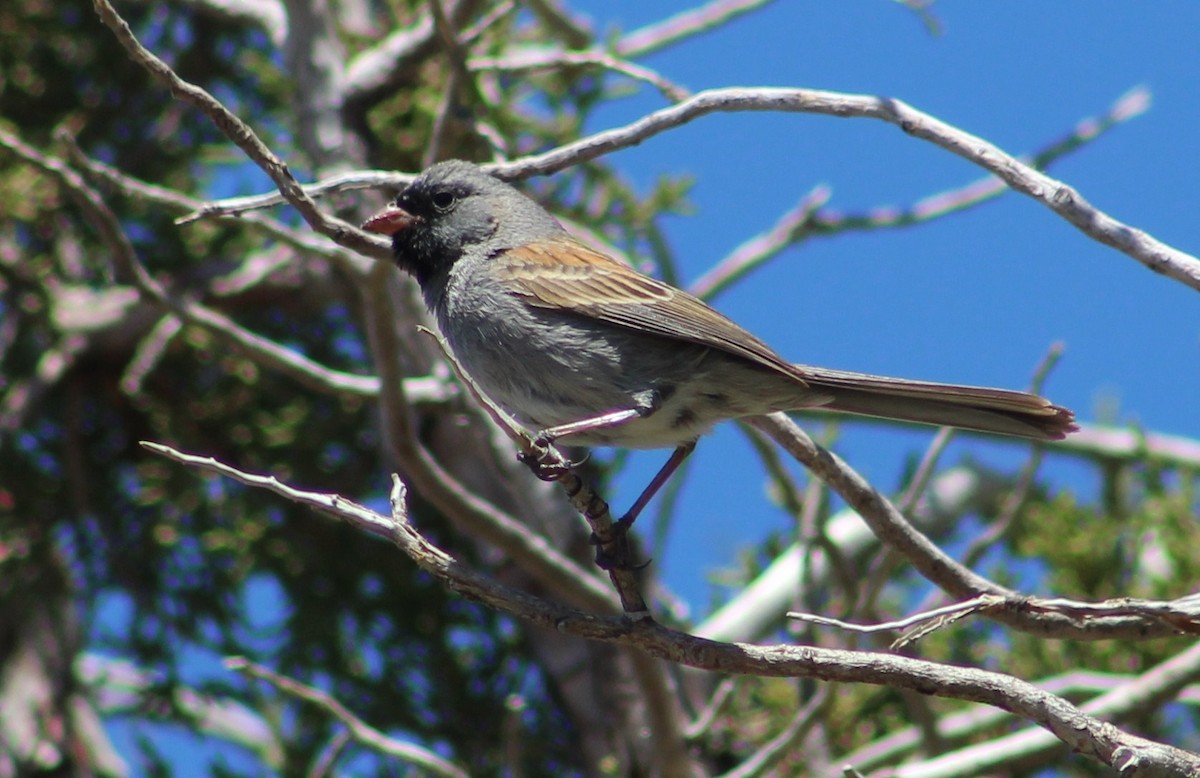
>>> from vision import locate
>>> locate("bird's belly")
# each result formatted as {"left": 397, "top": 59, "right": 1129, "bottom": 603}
{"left": 447, "top": 339, "right": 792, "bottom": 449}
{"left": 440, "top": 311, "right": 729, "bottom": 448}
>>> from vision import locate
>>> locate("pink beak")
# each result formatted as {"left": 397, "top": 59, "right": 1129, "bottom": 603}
{"left": 361, "top": 205, "right": 418, "bottom": 236}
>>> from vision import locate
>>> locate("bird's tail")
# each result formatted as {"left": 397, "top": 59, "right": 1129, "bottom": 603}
{"left": 799, "top": 366, "right": 1077, "bottom": 441}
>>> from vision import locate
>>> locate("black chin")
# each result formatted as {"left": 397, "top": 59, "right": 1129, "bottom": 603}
{"left": 391, "top": 229, "right": 455, "bottom": 291}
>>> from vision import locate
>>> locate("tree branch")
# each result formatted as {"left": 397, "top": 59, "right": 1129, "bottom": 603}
{"left": 228, "top": 657, "right": 470, "bottom": 778}
{"left": 496, "top": 86, "right": 1197, "bottom": 292}
{"left": 92, "top": 0, "right": 384, "bottom": 260}
{"left": 137, "top": 446, "right": 1200, "bottom": 777}
{"left": 689, "top": 88, "right": 1149, "bottom": 300}
{"left": 748, "top": 413, "right": 1188, "bottom": 641}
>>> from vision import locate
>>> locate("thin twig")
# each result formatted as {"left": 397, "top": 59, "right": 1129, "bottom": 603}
{"left": 788, "top": 595, "right": 1001, "bottom": 635}
{"left": 119, "top": 314, "right": 184, "bottom": 397}
{"left": 618, "top": 0, "right": 777, "bottom": 58}
{"left": 470, "top": 49, "right": 690, "bottom": 102}
{"left": 229, "top": 657, "right": 470, "bottom": 778}
{"left": 718, "top": 686, "right": 831, "bottom": 778}
{"left": 685, "top": 677, "right": 738, "bottom": 740}
{"left": 748, "top": 413, "right": 1187, "bottom": 641}
{"left": 306, "top": 729, "right": 351, "bottom": 778}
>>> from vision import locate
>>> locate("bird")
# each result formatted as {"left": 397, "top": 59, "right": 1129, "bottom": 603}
{"left": 363, "top": 160, "right": 1076, "bottom": 534}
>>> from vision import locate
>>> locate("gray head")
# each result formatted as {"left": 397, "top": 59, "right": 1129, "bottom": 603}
{"left": 362, "top": 160, "right": 565, "bottom": 289}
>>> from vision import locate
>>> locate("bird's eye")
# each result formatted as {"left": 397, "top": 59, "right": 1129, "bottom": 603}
{"left": 431, "top": 191, "right": 456, "bottom": 211}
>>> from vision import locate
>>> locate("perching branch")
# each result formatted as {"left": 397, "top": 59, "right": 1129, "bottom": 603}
{"left": 138, "top": 443, "right": 1200, "bottom": 777}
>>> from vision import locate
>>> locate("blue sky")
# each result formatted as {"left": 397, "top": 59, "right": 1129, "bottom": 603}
{"left": 565, "top": 2, "right": 1200, "bottom": 611}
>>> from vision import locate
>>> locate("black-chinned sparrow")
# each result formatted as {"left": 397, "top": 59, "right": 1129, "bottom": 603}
{"left": 364, "top": 160, "right": 1076, "bottom": 524}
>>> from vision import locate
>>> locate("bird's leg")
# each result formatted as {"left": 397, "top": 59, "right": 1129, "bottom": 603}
{"left": 532, "top": 391, "right": 691, "bottom": 522}
{"left": 533, "top": 407, "right": 645, "bottom": 445}
{"left": 619, "top": 441, "right": 696, "bottom": 530}
{"left": 591, "top": 440, "right": 696, "bottom": 571}
{"left": 534, "top": 386, "right": 665, "bottom": 447}
{"left": 526, "top": 390, "right": 662, "bottom": 478}
{"left": 520, "top": 408, "right": 643, "bottom": 481}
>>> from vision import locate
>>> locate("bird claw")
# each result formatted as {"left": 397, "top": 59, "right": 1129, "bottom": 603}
{"left": 517, "top": 448, "right": 568, "bottom": 481}
{"left": 517, "top": 439, "right": 588, "bottom": 481}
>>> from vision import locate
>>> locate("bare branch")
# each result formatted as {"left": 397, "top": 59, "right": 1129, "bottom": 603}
{"left": 175, "top": 169, "right": 407, "bottom": 224}
{"left": 228, "top": 657, "right": 470, "bottom": 778}
{"left": 618, "top": 0, "right": 777, "bottom": 58}
{"left": 91, "top": 0, "right": 384, "bottom": 260}
{"left": 470, "top": 48, "right": 691, "bottom": 102}
{"left": 690, "top": 88, "right": 1149, "bottom": 301}
{"left": 496, "top": 86, "right": 1197, "bottom": 292}
{"left": 177, "top": 85, "right": 1152, "bottom": 292}
{"left": 139, "top": 447, "right": 1200, "bottom": 777}
{"left": 749, "top": 413, "right": 1186, "bottom": 641}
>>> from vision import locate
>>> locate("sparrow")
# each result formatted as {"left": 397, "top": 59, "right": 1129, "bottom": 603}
{"left": 363, "top": 160, "right": 1076, "bottom": 528}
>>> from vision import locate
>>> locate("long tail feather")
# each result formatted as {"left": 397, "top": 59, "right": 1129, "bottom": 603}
{"left": 799, "top": 366, "right": 1077, "bottom": 440}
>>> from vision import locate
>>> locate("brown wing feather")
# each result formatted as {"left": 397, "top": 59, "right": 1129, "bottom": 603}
{"left": 496, "top": 237, "right": 807, "bottom": 385}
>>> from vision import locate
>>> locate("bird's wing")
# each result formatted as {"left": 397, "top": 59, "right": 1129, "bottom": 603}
{"left": 495, "top": 236, "right": 806, "bottom": 385}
